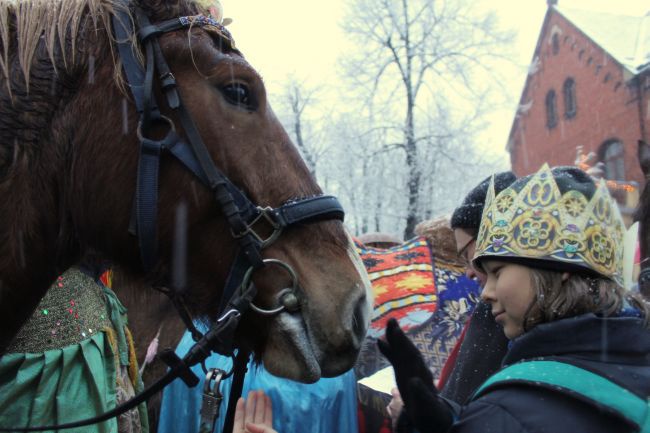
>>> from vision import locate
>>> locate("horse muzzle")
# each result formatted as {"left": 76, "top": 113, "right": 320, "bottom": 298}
{"left": 261, "top": 279, "right": 371, "bottom": 383}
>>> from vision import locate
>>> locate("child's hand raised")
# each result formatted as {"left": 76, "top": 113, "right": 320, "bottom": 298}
{"left": 233, "top": 390, "right": 278, "bottom": 433}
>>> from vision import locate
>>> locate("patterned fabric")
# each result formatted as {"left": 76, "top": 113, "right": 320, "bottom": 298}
{"left": 357, "top": 237, "right": 440, "bottom": 339}
{"left": 354, "top": 242, "right": 480, "bottom": 379}
{"left": 408, "top": 259, "right": 480, "bottom": 375}
{"left": 355, "top": 237, "right": 481, "bottom": 432}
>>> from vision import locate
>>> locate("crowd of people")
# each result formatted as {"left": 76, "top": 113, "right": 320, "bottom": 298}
{"left": 2, "top": 163, "right": 649, "bottom": 433}
{"left": 231, "top": 164, "right": 650, "bottom": 433}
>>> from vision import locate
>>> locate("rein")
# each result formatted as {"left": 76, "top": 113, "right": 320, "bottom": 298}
{"left": 1, "top": 3, "right": 346, "bottom": 432}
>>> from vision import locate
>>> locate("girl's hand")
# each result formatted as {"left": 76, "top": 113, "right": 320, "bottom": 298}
{"left": 378, "top": 318, "right": 455, "bottom": 433}
{"left": 386, "top": 387, "right": 404, "bottom": 429}
{"left": 233, "top": 390, "right": 278, "bottom": 433}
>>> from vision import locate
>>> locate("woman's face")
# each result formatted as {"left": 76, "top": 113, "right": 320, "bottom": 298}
{"left": 480, "top": 260, "right": 536, "bottom": 339}
{"left": 453, "top": 228, "right": 486, "bottom": 286}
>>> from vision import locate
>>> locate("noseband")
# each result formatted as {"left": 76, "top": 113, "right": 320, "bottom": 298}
{"left": 0, "top": 3, "right": 346, "bottom": 432}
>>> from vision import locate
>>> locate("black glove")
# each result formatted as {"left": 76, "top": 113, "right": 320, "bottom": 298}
{"left": 378, "top": 318, "right": 455, "bottom": 433}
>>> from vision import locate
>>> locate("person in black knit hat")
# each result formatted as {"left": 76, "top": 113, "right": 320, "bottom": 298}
{"left": 440, "top": 172, "right": 517, "bottom": 403}
{"left": 450, "top": 171, "right": 518, "bottom": 285}
{"left": 385, "top": 171, "right": 517, "bottom": 429}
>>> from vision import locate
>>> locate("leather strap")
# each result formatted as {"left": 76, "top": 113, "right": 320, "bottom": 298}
{"left": 223, "top": 349, "right": 251, "bottom": 433}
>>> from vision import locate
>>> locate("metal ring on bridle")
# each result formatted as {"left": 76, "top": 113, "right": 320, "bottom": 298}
{"left": 136, "top": 114, "right": 176, "bottom": 141}
{"left": 241, "top": 259, "right": 300, "bottom": 315}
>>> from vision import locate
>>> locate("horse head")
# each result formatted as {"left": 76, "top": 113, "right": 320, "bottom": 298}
{"left": 0, "top": 0, "right": 371, "bottom": 383}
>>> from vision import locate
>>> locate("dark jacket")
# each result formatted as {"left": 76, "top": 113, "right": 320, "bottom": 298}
{"left": 440, "top": 301, "right": 510, "bottom": 404}
{"left": 450, "top": 313, "right": 650, "bottom": 433}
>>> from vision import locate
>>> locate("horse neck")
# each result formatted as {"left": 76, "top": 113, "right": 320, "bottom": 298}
{"left": 0, "top": 20, "right": 110, "bottom": 290}
{"left": 110, "top": 269, "right": 187, "bottom": 366}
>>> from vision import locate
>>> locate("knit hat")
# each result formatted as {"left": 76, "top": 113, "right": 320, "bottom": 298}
{"left": 451, "top": 171, "right": 517, "bottom": 231}
{"left": 473, "top": 164, "right": 625, "bottom": 285}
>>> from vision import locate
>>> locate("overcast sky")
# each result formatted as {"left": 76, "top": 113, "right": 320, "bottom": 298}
{"left": 224, "top": 0, "right": 649, "bottom": 162}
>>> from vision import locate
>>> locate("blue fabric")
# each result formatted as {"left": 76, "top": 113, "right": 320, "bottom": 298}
{"left": 616, "top": 300, "right": 642, "bottom": 318}
{"left": 158, "top": 330, "right": 359, "bottom": 433}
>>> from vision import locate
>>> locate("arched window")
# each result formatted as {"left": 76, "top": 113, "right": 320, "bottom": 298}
{"left": 545, "top": 90, "right": 557, "bottom": 129}
{"left": 552, "top": 33, "right": 560, "bottom": 55}
{"left": 600, "top": 140, "right": 625, "bottom": 181}
{"left": 563, "top": 78, "right": 576, "bottom": 118}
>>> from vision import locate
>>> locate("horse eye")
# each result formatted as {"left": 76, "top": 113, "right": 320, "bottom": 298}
{"left": 220, "top": 83, "right": 255, "bottom": 110}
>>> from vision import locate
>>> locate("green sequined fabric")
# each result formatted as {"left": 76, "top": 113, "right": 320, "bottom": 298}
{"left": 1, "top": 267, "right": 149, "bottom": 433}
{"left": 7, "top": 268, "right": 113, "bottom": 353}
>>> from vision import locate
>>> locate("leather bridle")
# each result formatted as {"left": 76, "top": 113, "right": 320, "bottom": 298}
{"left": 1, "top": 2, "right": 347, "bottom": 432}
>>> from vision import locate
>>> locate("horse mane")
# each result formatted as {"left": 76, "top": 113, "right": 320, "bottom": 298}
{"left": 0, "top": 0, "right": 210, "bottom": 94}
{"left": 0, "top": 0, "right": 129, "bottom": 93}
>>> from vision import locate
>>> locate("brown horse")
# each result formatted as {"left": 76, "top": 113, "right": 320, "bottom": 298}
{"left": 635, "top": 140, "right": 650, "bottom": 299}
{"left": 0, "top": 0, "right": 371, "bottom": 384}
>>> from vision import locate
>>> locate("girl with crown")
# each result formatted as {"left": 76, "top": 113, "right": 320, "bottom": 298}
{"left": 379, "top": 164, "right": 650, "bottom": 433}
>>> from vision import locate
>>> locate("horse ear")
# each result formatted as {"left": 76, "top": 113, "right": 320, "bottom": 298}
{"left": 637, "top": 140, "right": 650, "bottom": 179}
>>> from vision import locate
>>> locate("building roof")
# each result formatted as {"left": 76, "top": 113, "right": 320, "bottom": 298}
{"left": 555, "top": 6, "right": 650, "bottom": 74}
{"left": 507, "top": 5, "right": 650, "bottom": 148}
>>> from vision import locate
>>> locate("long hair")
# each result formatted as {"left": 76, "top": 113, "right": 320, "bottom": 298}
{"left": 522, "top": 269, "right": 650, "bottom": 331}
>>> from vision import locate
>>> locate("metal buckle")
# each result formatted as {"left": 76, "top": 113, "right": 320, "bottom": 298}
{"left": 233, "top": 206, "right": 283, "bottom": 247}
{"left": 159, "top": 71, "right": 176, "bottom": 89}
{"left": 200, "top": 368, "right": 226, "bottom": 432}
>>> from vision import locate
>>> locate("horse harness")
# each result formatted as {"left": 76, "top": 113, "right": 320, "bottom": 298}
{"left": 3, "top": 2, "right": 347, "bottom": 432}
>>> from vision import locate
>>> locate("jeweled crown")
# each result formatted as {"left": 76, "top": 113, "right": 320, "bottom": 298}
{"left": 473, "top": 164, "right": 624, "bottom": 285}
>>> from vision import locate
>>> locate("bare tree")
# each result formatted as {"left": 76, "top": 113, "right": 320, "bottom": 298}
{"left": 277, "top": 77, "right": 325, "bottom": 178}
{"left": 341, "top": 0, "right": 514, "bottom": 238}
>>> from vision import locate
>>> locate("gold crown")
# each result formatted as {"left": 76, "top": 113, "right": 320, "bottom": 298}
{"left": 474, "top": 164, "right": 624, "bottom": 285}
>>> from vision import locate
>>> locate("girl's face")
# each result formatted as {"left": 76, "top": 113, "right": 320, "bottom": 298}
{"left": 480, "top": 260, "right": 537, "bottom": 339}
{"left": 453, "top": 228, "right": 486, "bottom": 286}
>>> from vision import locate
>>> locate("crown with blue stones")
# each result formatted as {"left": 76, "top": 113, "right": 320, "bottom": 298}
{"left": 473, "top": 164, "right": 625, "bottom": 285}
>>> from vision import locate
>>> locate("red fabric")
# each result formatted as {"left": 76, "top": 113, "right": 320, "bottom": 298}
{"left": 357, "top": 401, "right": 366, "bottom": 433}
{"left": 437, "top": 315, "right": 471, "bottom": 388}
{"left": 99, "top": 269, "right": 113, "bottom": 288}
{"left": 356, "top": 237, "right": 438, "bottom": 336}
{"left": 378, "top": 418, "right": 392, "bottom": 433}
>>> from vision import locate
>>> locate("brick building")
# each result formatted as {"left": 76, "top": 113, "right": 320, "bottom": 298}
{"left": 507, "top": 1, "right": 650, "bottom": 216}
